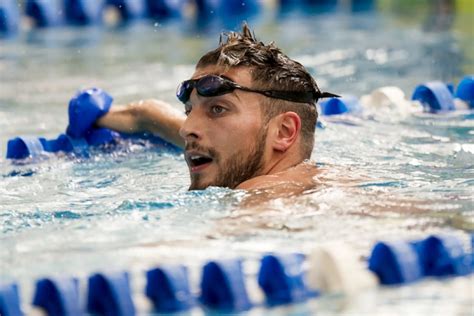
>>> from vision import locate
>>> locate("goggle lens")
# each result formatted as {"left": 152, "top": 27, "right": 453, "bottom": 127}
{"left": 176, "top": 75, "right": 236, "bottom": 103}
{"left": 196, "top": 75, "right": 233, "bottom": 97}
{"left": 176, "top": 80, "right": 194, "bottom": 103}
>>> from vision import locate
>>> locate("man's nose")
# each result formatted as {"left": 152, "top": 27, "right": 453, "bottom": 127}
{"left": 179, "top": 110, "right": 202, "bottom": 141}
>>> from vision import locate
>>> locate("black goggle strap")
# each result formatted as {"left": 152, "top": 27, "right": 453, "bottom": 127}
{"left": 318, "top": 91, "right": 341, "bottom": 99}
{"left": 178, "top": 75, "right": 340, "bottom": 104}
{"left": 238, "top": 87, "right": 340, "bottom": 104}
{"left": 260, "top": 90, "right": 315, "bottom": 104}
{"left": 233, "top": 77, "right": 340, "bottom": 103}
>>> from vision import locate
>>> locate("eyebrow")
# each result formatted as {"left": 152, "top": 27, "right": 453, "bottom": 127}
{"left": 205, "top": 93, "right": 240, "bottom": 105}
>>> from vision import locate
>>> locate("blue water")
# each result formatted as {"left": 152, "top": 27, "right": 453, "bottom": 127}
{"left": 0, "top": 2, "right": 473, "bottom": 314}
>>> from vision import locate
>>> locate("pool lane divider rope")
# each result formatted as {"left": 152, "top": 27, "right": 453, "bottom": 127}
{"left": 6, "top": 87, "right": 181, "bottom": 160}
{"left": 0, "top": 0, "right": 19, "bottom": 35}
{"left": 0, "top": 0, "right": 262, "bottom": 36}
{"left": 4, "top": 76, "right": 474, "bottom": 162}
{"left": 0, "top": 234, "right": 473, "bottom": 315}
{"left": 319, "top": 75, "right": 474, "bottom": 116}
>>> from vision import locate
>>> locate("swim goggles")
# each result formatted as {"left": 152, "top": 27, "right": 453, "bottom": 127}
{"left": 176, "top": 74, "right": 339, "bottom": 104}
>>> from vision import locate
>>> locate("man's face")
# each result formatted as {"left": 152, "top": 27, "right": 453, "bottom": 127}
{"left": 179, "top": 66, "right": 270, "bottom": 190}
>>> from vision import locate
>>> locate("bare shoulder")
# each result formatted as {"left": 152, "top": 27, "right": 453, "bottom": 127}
{"left": 237, "top": 161, "right": 322, "bottom": 191}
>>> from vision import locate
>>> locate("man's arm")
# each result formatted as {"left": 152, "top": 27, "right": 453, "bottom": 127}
{"left": 96, "top": 99, "right": 186, "bottom": 148}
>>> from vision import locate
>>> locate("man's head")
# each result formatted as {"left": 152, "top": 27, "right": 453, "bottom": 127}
{"left": 178, "top": 24, "right": 326, "bottom": 190}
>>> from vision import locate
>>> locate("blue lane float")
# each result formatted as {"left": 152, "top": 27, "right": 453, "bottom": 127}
{"left": 5, "top": 130, "right": 178, "bottom": 160}
{"left": 6, "top": 134, "right": 93, "bottom": 160}
{"left": 67, "top": 87, "right": 113, "bottom": 138}
{"left": 414, "top": 235, "right": 472, "bottom": 277}
{"left": 87, "top": 271, "right": 136, "bottom": 316}
{"left": 64, "top": 0, "right": 103, "bottom": 25}
{"left": 281, "top": 0, "right": 338, "bottom": 10}
{"left": 258, "top": 253, "right": 316, "bottom": 306}
{"left": 196, "top": 0, "right": 260, "bottom": 17}
{"left": 32, "top": 277, "right": 82, "bottom": 316}
{"left": 104, "top": 0, "right": 146, "bottom": 21}
{"left": 279, "top": 0, "right": 338, "bottom": 15}
{"left": 0, "top": 283, "right": 23, "bottom": 316}
{"left": 351, "top": 0, "right": 375, "bottom": 12}
{"left": 43, "top": 134, "right": 89, "bottom": 156}
{"left": 368, "top": 234, "right": 473, "bottom": 286}
{"left": 319, "top": 95, "right": 361, "bottom": 116}
{"left": 146, "top": 0, "right": 186, "bottom": 20}
{"left": 320, "top": 76, "right": 473, "bottom": 117}
{"left": 84, "top": 128, "right": 119, "bottom": 147}
{"left": 0, "top": 0, "right": 19, "bottom": 36}
{"left": 199, "top": 259, "right": 252, "bottom": 313}
{"left": 218, "top": 0, "right": 260, "bottom": 17}
{"left": 40, "top": 134, "right": 76, "bottom": 153}
{"left": 368, "top": 240, "right": 423, "bottom": 285}
{"left": 411, "top": 81, "right": 456, "bottom": 113}
{"left": 25, "top": 0, "right": 64, "bottom": 27}
{"left": 6, "top": 137, "right": 45, "bottom": 159}
{"left": 145, "top": 265, "right": 194, "bottom": 313}
{"left": 456, "top": 75, "right": 474, "bottom": 109}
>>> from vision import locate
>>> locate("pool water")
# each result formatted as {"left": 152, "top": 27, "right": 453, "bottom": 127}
{"left": 0, "top": 1, "right": 473, "bottom": 314}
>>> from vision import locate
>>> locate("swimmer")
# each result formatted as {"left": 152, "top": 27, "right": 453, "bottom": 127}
{"left": 89, "top": 24, "right": 338, "bottom": 192}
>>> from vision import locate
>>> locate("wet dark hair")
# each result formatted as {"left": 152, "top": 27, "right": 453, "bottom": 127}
{"left": 196, "top": 24, "right": 320, "bottom": 159}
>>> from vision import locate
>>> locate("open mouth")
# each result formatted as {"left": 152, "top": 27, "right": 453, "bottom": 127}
{"left": 187, "top": 154, "right": 213, "bottom": 171}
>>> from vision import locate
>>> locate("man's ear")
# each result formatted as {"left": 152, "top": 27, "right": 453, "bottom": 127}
{"left": 271, "top": 112, "right": 301, "bottom": 152}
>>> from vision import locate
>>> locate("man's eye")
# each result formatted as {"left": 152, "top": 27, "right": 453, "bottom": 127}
{"left": 210, "top": 105, "right": 226, "bottom": 115}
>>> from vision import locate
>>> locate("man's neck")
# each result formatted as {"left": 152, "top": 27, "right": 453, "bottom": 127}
{"left": 236, "top": 156, "right": 315, "bottom": 191}
{"left": 261, "top": 149, "right": 304, "bottom": 175}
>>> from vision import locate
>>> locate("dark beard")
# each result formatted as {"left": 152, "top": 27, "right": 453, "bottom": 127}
{"left": 188, "top": 127, "right": 267, "bottom": 190}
